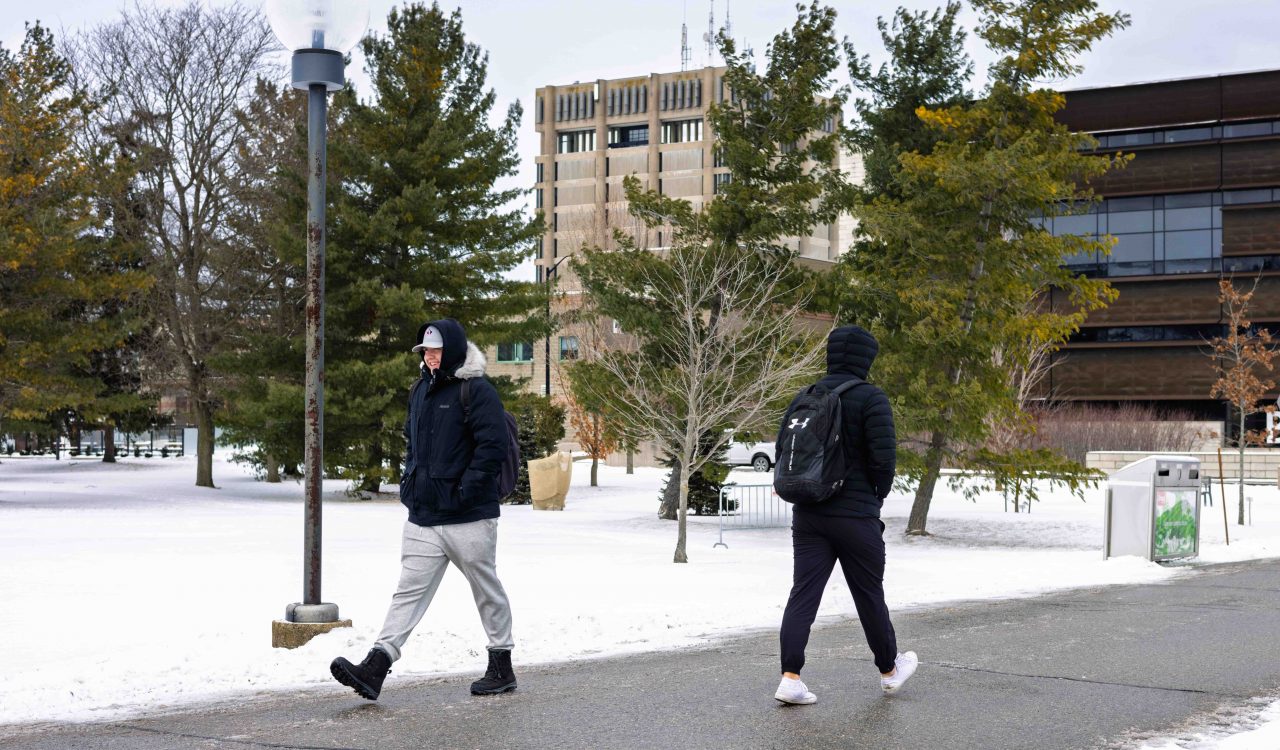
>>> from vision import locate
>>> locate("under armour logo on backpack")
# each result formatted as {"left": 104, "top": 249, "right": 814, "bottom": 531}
{"left": 788, "top": 417, "right": 811, "bottom": 430}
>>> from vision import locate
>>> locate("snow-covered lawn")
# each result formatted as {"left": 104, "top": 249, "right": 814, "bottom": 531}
{"left": 1137, "top": 696, "right": 1280, "bottom": 750}
{"left": 2, "top": 453, "right": 1278, "bottom": 726}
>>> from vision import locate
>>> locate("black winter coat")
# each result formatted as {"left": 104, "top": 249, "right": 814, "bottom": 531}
{"left": 795, "top": 325, "right": 897, "bottom": 519}
{"left": 400, "top": 318, "right": 507, "bottom": 527}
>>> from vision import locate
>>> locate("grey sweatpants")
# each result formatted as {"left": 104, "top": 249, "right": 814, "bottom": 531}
{"left": 373, "top": 518, "right": 514, "bottom": 662}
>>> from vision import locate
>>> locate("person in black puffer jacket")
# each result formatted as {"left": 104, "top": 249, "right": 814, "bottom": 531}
{"left": 330, "top": 319, "right": 518, "bottom": 702}
{"left": 773, "top": 325, "right": 919, "bottom": 705}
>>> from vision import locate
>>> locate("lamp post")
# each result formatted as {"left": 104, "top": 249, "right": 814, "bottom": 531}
{"left": 266, "top": 0, "right": 368, "bottom": 646}
{"left": 544, "top": 256, "right": 570, "bottom": 397}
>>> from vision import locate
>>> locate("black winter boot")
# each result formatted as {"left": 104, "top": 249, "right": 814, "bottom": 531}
{"left": 470, "top": 648, "right": 517, "bottom": 695}
{"left": 330, "top": 647, "right": 392, "bottom": 700}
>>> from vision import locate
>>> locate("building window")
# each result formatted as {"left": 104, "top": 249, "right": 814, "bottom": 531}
{"left": 497, "top": 342, "right": 535, "bottom": 362}
{"left": 1069, "top": 324, "right": 1229, "bottom": 344}
{"left": 1092, "top": 119, "right": 1280, "bottom": 149}
{"left": 536, "top": 162, "right": 543, "bottom": 182}
{"left": 608, "top": 124, "right": 649, "bottom": 149}
{"left": 1051, "top": 189, "right": 1280, "bottom": 278}
{"left": 713, "top": 173, "right": 732, "bottom": 194}
{"left": 661, "top": 119, "right": 702, "bottom": 144}
{"left": 557, "top": 129, "right": 596, "bottom": 154}
{"left": 535, "top": 189, "right": 543, "bottom": 209}
{"left": 559, "top": 336, "right": 579, "bottom": 361}
{"left": 612, "top": 319, "right": 622, "bottom": 334}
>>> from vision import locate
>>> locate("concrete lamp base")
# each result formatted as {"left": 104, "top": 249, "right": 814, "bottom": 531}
{"left": 272, "top": 602, "right": 351, "bottom": 649}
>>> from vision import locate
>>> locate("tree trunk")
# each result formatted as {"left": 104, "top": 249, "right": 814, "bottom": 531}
{"left": 1238, "top": 407, "right": 1246, "bottom": 525}
{"left": 674, "top": 461, "right": 690, "bottom": 563}
{"left": 357, "top": 443, "right": 384, "bottom": 494}
{"left": 103, "top": 424, "right": 117, "bottom": 463}
{"left": 590, "top": 414, "right": 600, "bottom": 486}
{"left": 907, "top": 430, "right": 947, "bottom": 535}
{"left": 266, "top": 453, "right": 280, "bottom": 483}
{"left": 626, "top": 448, "right": 634, "bottom": 475}
{"left": 194, "top": 398, "right": 215, "bottom": 488}
{"left": 659, "top": 462, "right": 680, "bottom": 520}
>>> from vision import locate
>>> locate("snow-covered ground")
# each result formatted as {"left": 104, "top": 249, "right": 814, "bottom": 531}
{"left": 1, "top": 453, "right": 1278, "bottom": 728}
{"left": 1135, "top": 696, "right": 1280, "bottom": 750}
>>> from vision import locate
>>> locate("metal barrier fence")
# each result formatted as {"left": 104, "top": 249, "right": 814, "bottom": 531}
{"left": 714, "top": 484, "right": 792, "bottom": 548}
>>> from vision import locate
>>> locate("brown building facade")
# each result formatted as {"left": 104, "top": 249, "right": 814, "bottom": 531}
{"left": 1045, "top": 69, "right": 1280, "bottom": 418}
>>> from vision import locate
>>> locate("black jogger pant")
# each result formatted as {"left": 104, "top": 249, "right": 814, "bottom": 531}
{"left": 779, "top": 512, "right": 897, "bottom": 675}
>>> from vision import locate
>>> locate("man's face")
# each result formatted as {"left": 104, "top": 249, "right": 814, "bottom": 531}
{"left": 423, "top": 347, "right": 443, "bottom": 372}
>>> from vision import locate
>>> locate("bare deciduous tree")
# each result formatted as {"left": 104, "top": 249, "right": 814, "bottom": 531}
{"left": 68, "top": 1, "right": 279, "bottom": 486}
{"left": 578, "top": 243, "right": 824, "bottom": 563}
{"left": 1209, "top": 276, "right": 1277, "bottom": 525}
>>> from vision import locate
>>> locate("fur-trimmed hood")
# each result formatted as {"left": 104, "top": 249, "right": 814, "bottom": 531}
{"left": 417, "top": 340, "right": 487, "bottom": 380}
{"left": 414, "top": 317, "right": 486, "bottom": 379}
{"left": 454, "top": 341, "right": 487, "bottom": 380}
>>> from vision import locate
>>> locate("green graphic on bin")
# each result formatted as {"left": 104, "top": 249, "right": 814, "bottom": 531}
{"left": 1154, "top": 488, "right": 1197, "bottom": 558}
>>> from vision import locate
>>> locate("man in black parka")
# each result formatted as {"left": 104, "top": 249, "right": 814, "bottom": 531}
{"left": 330, "top": 318, "right": 517, "bottom": 700}
{"left": 774, "top": 325, "right": 918, "bottom": 705}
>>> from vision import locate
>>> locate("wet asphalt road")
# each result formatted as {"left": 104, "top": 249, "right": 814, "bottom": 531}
{"left": 6, "top": 558, "right": 1280, "bottom": 750}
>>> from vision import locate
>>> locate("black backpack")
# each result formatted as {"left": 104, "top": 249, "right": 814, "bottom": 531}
{"left": 461, "top": 379, "right": 521, "bottom": 501}
{"left": 773, "top": 378, "right": 867, "bottom": 505}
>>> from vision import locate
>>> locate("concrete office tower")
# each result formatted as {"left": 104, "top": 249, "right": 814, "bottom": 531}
{"left": 513, "top": 66, "right": 855, "bottom": 402}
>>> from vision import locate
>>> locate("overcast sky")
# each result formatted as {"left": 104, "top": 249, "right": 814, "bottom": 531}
{"left": 6, "top": 0, "right": 1280, "bottom": 279}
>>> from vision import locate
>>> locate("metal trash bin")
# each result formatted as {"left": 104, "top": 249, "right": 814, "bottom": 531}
{"left": 1105, "top": 454, "right": 1201, "bottom": 562}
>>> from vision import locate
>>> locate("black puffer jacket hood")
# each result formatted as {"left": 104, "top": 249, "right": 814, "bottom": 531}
{"left": 826, "top": 325, "right": 879, "bottom": 378}
{"left": 415, "top": 318, "right": 469, "bottom": 377}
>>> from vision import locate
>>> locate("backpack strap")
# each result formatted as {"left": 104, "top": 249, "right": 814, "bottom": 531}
{"left": 830, "top": 377, "right": 867, "bottom": 397}
{"left": 460, "top": 379, "right": 471, "bottom": 421}
{"left": 407, "top": 375, "right": 428, "bottom": 460}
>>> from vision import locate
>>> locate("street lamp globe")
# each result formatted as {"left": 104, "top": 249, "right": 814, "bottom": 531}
{"left": 265, "top": 0, "right": 368, "bottom": 54}
{"left": 266, "top": 0, "right": 368, "bottom": 91}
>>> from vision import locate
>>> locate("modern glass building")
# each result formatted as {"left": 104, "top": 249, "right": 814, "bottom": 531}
{"left": 1044, "top": 69, "right": 1280, "bottom": 416}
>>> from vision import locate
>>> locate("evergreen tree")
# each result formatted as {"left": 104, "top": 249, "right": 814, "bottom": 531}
{"left": 322, "top": 2, "right": 547, "bottom": 492}
{"left": 0, "top": 24, "right": 149, "bottom": 444}
{"left": 845, "top": 2, "right": 973, "bottom": 200}
{"left": 821, "top": 0, "right": 973, "bottom": 362}
{"left": 848, "top": 0, "right": 1130, "bottom": 535}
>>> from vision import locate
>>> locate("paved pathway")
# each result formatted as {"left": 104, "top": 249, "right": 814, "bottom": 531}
{"left": 7, "top": 559, "right": 1280, "bottom": 749}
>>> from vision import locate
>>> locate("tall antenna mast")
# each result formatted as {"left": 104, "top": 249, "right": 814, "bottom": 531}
{"left": 681, "top": 1, "right": 691, "bottom": 71}
{"left": 724, "top": 0, "right": 732, "bottom": 46}
{"left": 703, "top": 0, "right": 716, "bottom": 66}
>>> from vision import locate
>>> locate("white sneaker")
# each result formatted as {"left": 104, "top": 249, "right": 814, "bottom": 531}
{"left": 774, "top": 676, "right": 817, "bottom": 705}
{"left": 880, "top": 651, "right": 918, "bottom": 695}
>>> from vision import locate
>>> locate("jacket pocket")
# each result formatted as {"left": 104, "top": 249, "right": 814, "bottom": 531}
{"left": 427, "top": 476, "right": 462, "bottom": 513}
{"left": 399, "top": 466, "right": 417, "bottom": 509}
{"left": 459, "top": 468, "right": 497, "bottom": 507}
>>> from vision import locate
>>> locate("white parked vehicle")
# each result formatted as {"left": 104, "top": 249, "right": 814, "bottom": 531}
{"left": 726, "top": 438, "right": 776, "bottom": 472}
